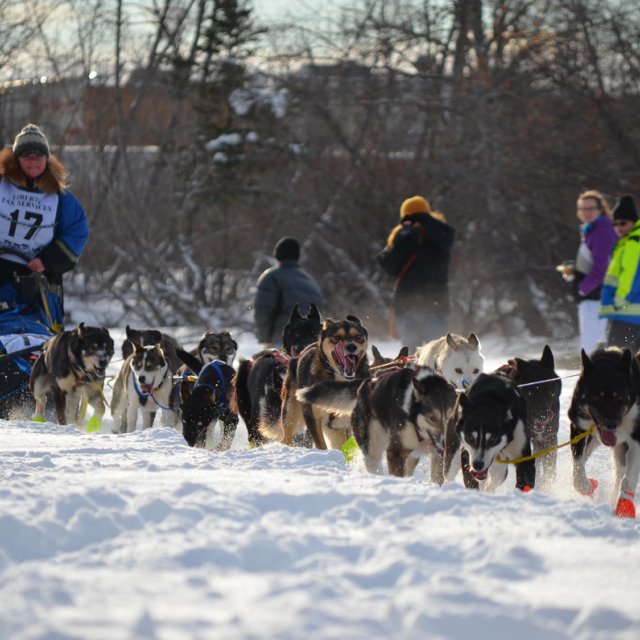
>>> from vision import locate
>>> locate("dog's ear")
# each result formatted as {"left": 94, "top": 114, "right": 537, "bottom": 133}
{"left": 288, "top": 304, "right": 301, "bottom": 322}
{"left": 620, "top": 348, "right": 633, "bottom": 374}
{"left": 580, "top": 349, "right": 592, "bottom": 373}
{"left": 308, "top": 302, "right": 321, "bottom": 324}
{"left": 132, "top": 340, "right": 145, "bottom": 354}
{"left": 540, "top": 344, "right": 554, "bottom": 370}
{"left": 397, "top": 346, "right": 409, "bottom": 360}
{"left": 446, "top": 333, "right": 459, "bottom": 351}
{"left": 125, "top": 325, "right": 135, "bottom": 340}
{"left": 371, "top": 345, "right": 384, "bottom": 366}
{"left": 467, "top": 333, "right": 480, "bottom": 350}
{"left": 346, "top": 315, "right": 361, "bottom": 326}
{"left": 177, "top": 348, "right": 203, "bottom": 374}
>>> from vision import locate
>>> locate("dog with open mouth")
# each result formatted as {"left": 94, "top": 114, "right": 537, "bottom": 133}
{"left": 111, "top": 341, "right": 176, "bottom": 433}
{"left": 568, "top": 347, "right": 640, "bottom": 518}
{"left": 280, "top": 315, "right": 369, "bottom": 449}
{"left": 30, "top": 323, "right": 114, "bottom": 426}
{"left": 443, "top": 372, "right": 534, "bottom": 492}
{"left": 232, "top": 303, "right": 321, "bottom": 447}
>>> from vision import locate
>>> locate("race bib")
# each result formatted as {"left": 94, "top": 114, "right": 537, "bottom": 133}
{"left": 0, "top": 181, "right": 58, "bottom": 264}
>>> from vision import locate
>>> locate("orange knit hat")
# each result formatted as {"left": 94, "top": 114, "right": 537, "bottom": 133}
{"left": 400, "top": 195, "right": 431, "bottom": 218}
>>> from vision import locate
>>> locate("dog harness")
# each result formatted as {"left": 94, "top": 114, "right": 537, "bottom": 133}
{"left": 192, "top": 360, "right": 230, "bottom": 416}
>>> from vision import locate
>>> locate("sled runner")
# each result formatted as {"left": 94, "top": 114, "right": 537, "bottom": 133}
{"left": 0, "top": 271, "right": 64, "bottom": 419}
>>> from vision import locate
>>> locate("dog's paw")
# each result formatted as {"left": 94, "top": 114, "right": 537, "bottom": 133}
{"left": 614, "top": 498, "right": 636, "bottom": 519}
{"left": 32, "top": 415, "right": 46, "bottom": 424}
{"left": 521, "top": 485, "right": 532, "bottom": 493}
{"left": 581, "top": 478, "right": 599, "bottom": 497}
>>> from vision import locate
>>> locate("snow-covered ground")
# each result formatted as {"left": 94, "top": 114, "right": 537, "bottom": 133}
{"left": 1, "top": 329, "right": 639, "bottom": 640}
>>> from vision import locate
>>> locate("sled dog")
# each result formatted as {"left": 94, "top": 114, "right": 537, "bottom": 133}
{"left": 111, "top": 341, "right": 176, "bottom": 433}
{"left": 415, "top": 332, "right": 483, "bottom": 389}
{"left": 30, "top": 323, "right": 114, "bottom": 426}
{"left": 122, "top": 325, "right": 183, "bottom": 374}
{"left": 444, "top": 372, "right": 534, "bottom": 492}
{"left": 568, "top": 347, "right": 640, "bottom": 518}
{"left": 279, "top": 315, "right": 369, "bottom": 449}
{"left": 236, "top": 303, "right": 321, "bottom": 446}
{"left": 498, "top": 345, "right": 561, "bottom": 487}
{"left": 177, "top": 349, "right": 238, "bottom": 449}
{"left": 298, "top": 365, "right": 456, "bottom": 480}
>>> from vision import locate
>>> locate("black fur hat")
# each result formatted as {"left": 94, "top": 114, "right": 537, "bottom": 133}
{"left": 612, "top": 195, "right": 638, "bottom": 222}
{"left": 274, "top": 236, "right": 300, "bottom": 261}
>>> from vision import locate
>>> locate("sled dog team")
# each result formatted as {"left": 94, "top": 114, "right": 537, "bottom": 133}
{"left": 28, "top": 308, "right": 640, "bottom": 519}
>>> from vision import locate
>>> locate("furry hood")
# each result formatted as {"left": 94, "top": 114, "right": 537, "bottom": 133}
{"left": 0, "top": 147, "right": 67, "bottom": 193}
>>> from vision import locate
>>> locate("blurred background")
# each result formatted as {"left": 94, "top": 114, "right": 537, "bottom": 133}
{"left": 1, "top": 0, "right": 639, "bottom": 340}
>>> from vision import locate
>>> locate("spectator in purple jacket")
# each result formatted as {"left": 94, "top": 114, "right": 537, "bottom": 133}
{"left": 571, "top": 190, "right": 617, "bottom": 352}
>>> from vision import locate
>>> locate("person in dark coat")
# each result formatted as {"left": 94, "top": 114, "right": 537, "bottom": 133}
{"left": 377, "top": 195, "right": 455, "bottom": 351}
{"left": 254, "top": 237, "right": 324, "bottom": 348}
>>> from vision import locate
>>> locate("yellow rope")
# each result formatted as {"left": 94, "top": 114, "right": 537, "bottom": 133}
{"left": 496, "top": 425, "right": 596, "bottom": 464}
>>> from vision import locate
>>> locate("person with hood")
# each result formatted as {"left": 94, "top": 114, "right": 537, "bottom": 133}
{"left": 254, "top": 236, "right": 324, "bottom": 348}
{"left": 600, "top": 195, "right": 640, "bottom": 350}
{"left": 0, "top": 124, "right": 89, "bottom": 330}
{"left": 377, "top": 195, "right": 455, "bottom": 351}
{"left": 562, "top": 190, "right": 616, "bottom": 353}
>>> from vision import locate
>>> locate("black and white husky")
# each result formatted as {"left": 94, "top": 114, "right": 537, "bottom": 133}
{"left": 111, "top": 342, "right": 176, "bottom": 433}
{"left": 444, "top": 372, "right": 534, "bottom": 492}
{"left": 568, "top": 348, "right": 640, "bottom": 518}
{"left": 297, "top": 365, "right": 457, "bottom": 480}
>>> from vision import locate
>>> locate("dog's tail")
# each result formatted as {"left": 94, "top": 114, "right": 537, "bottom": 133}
{"left": 295, "top": 379, "right": 361, "bottom": 416}
{"left": 257, "top": 416, "right": 286, "bottom": 442}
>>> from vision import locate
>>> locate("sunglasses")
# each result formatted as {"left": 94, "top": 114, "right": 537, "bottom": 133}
{"left": 613, "top": 220, "right": 632, "bottom": 227}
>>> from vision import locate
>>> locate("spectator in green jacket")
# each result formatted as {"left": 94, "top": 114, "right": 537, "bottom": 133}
{"left": 254, "top": 237, "right": 324, "bottom": 348}
{"left": 600, "top": 195, "right": 640, "bottom": 350}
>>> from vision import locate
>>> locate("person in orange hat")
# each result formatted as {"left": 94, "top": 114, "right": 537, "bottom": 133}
{"left": 377, "top": 195, "right": 455, "bottom": 351}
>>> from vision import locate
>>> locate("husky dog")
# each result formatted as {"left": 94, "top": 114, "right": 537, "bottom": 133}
{"left": 371, "top": 345, "right": 410, "bottom": 368}
{"left": 444, "top": 372, "right": 534, "bottom": 492}
{"left": 298, "top": 365, "right": 456, "bottom": 480}
{"left": 235, "top": 304, "right": 321, "bottom": 446}
{"left": 111, "top": 341, "right": 175, "bottom": 433}
{"left": 122, "top": 325, "right": 183, "bottom": 374}
{"left": 568, "top": 348, "right": 640, "bottom": 518}
{"left": 498, "top": 345, "right": 561, "bottom": 487}
{"left": 30, "top": 324, "right": 114, "bottom": 426}
{"left": 279, "top": 315, "right": 369, "bottom": 449}
{"left": 416, "top": 332, "right": 483, "bottom": 389}
{"left": 177, "top": 330, "right": 238, "bottom": 406}
{"left": 193, "top": 330, "right": 237, "bottom": 365}
{"left": 176, "top": 349, "right": 238, "bottom": 449}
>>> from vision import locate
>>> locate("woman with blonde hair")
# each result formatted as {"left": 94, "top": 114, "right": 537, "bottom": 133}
{"left": 377, "top": 195, "right": 455, "bottom": 351}
{"left": 563, "top": 190, "right": 616, "bottom": 353}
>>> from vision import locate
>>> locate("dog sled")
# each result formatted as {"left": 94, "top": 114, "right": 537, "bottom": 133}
{"left": 0, "top": 271, "right": 64, "bottom": 419}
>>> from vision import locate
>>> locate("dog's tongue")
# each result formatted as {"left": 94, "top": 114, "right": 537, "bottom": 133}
{"left": 333, "top": 342, "right": 357, "bottom": 377}
{"left": 141, "top": 383, "right": 153, "bottom": 394}
{"left": 598, "top": 428, "right": 617, "bottom": 447}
